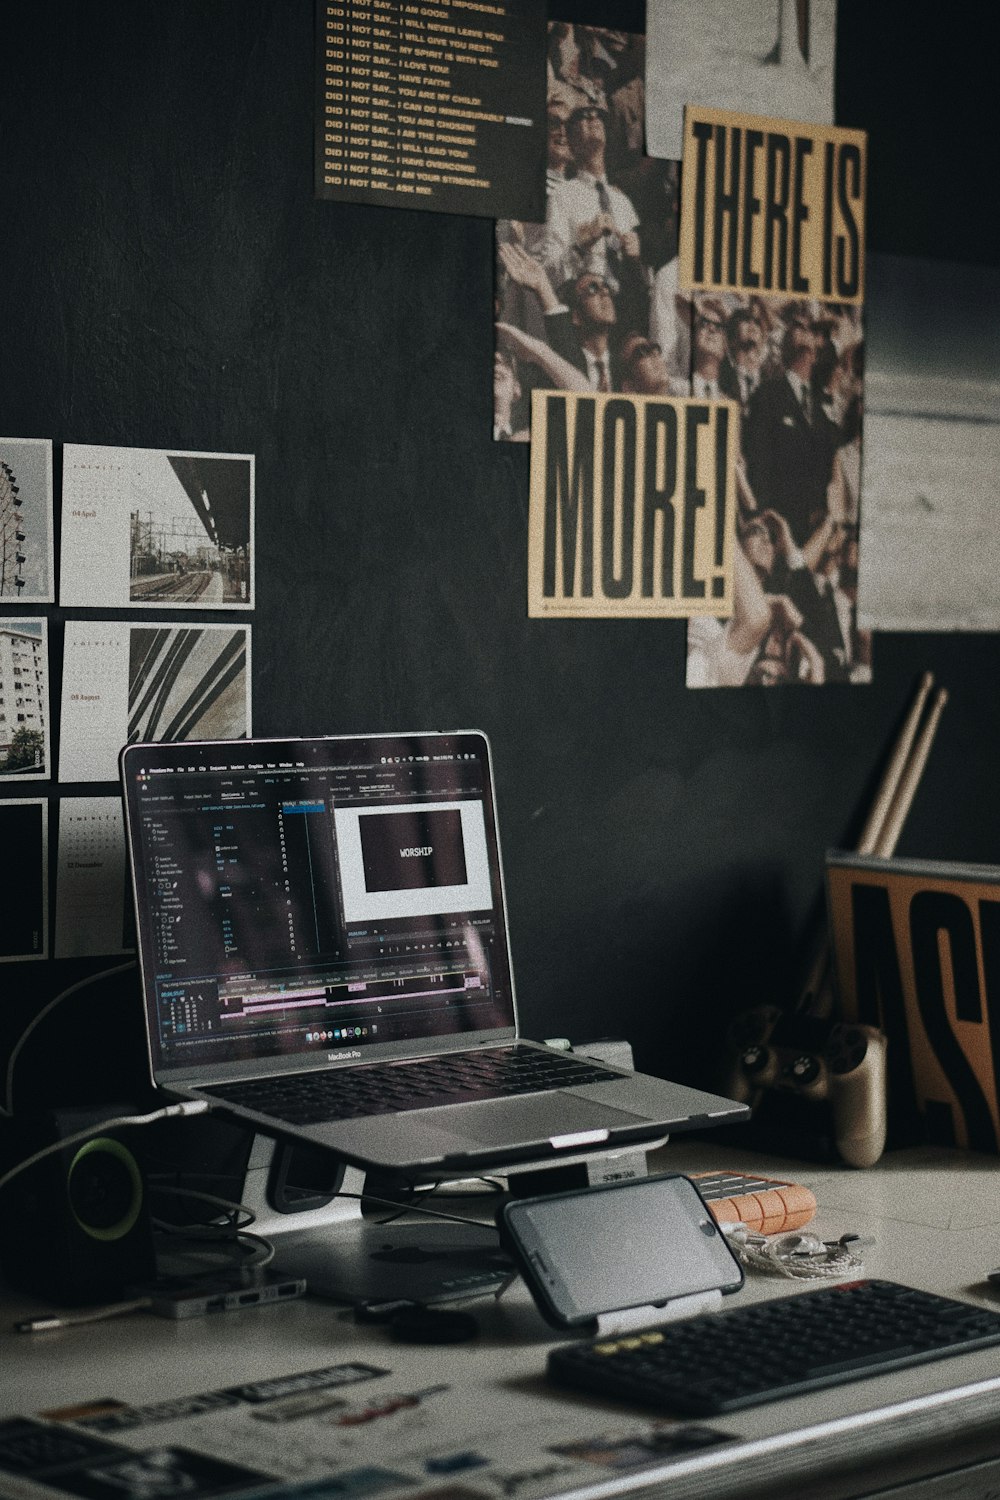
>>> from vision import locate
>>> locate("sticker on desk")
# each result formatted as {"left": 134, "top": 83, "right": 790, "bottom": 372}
{"left": 50, "top": 1445, "right": 269, "bottom": 1499}
{"left": 68, "top": 1367, "right": 390, "bottom": 1432}
{"left": 0, "top": 1419, "right": 128, "bottom": 1482}
{"left": 239, "top": 1469, "right": 415, "bottom": 1500}
{"left": 38, "top": 1380, "right": 733, "bottom": 1500}
{"left": 549, "top": 1422, "right": 735, "bottom": 1469}
{"left": 406, "top": 1489, "right": 490, "bottom": 1500}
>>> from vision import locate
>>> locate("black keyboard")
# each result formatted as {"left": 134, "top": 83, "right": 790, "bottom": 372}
{"left": 205, "top": 1045, "right": 617, "bottom": 1125}
{"left": 548, "top": 1280, "right": 1000, "bottom": 1415}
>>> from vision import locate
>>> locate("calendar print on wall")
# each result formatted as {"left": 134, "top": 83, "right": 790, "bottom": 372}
{"left": 59, "top": 621, "right": 251, "bottom": 782}
{"left": 55, "top": 797, "right": 134, "bottom": 958}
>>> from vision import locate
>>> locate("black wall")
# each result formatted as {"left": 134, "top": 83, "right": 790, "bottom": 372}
{"left": 1, "top": 1, "right": 997, "bottom": 1100}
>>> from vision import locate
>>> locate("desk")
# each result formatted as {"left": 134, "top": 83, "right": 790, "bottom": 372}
{"left": 4, "top": 1140, "right": 1000, "bottom": 1500}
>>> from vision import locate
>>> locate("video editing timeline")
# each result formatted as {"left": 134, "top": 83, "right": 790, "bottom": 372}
{"left": 134, "top": 744, "right": 514, "bottom": 1067}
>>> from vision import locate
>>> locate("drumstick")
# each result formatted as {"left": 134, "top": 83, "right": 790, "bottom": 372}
{"left": 856, "top": 671, "right": 935, "bottom": 855}
{"left": 873, "top": 686, "right": 949, "bottom": 859}
{"left": 795, "top": 673, "right": 942, "bottom": 1017}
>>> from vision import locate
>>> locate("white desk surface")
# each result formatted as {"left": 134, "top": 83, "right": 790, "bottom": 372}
{"left": 5, "top": 1138, "right": 1000, "bottom": 1500}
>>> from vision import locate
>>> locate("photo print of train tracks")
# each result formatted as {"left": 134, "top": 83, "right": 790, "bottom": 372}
{"left": 59, "top": 621, "right": 251, "bottom": 781}
{"left": 60, "top": 444, "right": 254, "bottom": 609}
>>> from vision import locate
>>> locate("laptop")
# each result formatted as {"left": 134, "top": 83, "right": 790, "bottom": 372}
{"left": 120, "top": 730, "right": 747, "bottom": 1177}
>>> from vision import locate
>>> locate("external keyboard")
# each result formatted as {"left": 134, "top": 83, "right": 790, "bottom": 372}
{"left": 547, "top": 1280, "right": 1000, "bottom": 1415}
{"left": 205, "top": 1045, "right": 617, "bottom": 1124}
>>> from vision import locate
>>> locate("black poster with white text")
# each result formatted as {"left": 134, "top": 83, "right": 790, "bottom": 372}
{"left": 316, "top": 0, "right": 547, "bottom": 220}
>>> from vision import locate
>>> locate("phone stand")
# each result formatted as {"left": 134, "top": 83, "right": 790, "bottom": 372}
{"left": 592, "top": 1290, "right": 723, "bottom": 1337}
{"left": 495, "top": 1272, "right": 723, "bottom": 1335}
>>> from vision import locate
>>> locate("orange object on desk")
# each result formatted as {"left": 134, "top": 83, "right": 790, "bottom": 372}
{"left": 691, "top": 1170, "right": 817, "bottom": 1235}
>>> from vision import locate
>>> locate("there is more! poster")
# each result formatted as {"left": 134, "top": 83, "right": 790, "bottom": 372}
{"left": 679, "top": 106, "right": 870, "bottom": 688}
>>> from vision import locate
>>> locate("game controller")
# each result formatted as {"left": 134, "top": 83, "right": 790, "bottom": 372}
{"left": 721, "top": 1005, "right": 888, "bottom": 1168}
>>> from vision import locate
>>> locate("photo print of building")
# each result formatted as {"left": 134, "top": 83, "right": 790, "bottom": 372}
{"left": 0, "top": 437, "right": 54, "bottom": 602}
{"left": 0, "top": 619, "right": 49, "bottom": 779}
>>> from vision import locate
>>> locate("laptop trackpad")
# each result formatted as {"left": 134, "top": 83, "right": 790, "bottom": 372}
{"left": 447, "top": 1093, "right": 642, "bottom": 1144}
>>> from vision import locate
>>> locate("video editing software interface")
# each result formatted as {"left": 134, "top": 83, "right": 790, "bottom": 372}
{"left": 127, "top": 736, "right": 515, "bottom": 1071}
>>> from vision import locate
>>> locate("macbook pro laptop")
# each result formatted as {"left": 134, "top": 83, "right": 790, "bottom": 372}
{"left": 121, "top": 731, "right": 747, "bottom": 1176}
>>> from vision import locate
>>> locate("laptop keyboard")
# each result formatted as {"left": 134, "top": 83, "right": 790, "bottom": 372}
{"left": 548, "top": 1280, "right": 1000, "bottom": 1415}
{"left": 203, "top": 1045, "right": 618, "bottom": 1124}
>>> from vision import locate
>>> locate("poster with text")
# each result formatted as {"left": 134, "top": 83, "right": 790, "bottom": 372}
{"left": 495, "top": 25, "right": 688, "bottom": 443}
{"left": 528, "top": 391, "right": 737, "bottom": 619}
{"left": 317, "top": 0, "right": 547, "bottom": 221}
{"left": 0, "top": 436, "right": 54, "bottom": 603}
{"left": 828, "top": 851, "right": 1000, "bottom": 1153}
{"left": 679, "top": 107, "right": 869, "bottom": 687}
{"left": 60, "top": 622, "right": 251, "bottom": 782}
{"left": 0, "top": 798, "right": 47, "bottom": 961}
{"left": 56, "top": 797, "right": 134, "bottom": 959}
{"left": 646, "top": 0, "right": 836, "bottom": 163}
{"left": 60, "top": 445, "right": 254, "bottom": 610}
{"left": 857, "top": 254, "right": 1000, "bottom": 631}
{"left": 0, "top": 618, "right": 50, "bottom": 780}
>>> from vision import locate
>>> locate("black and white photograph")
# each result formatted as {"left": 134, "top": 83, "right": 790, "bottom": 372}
{"left": 60, "top": 445, "right": 254, "bottom": 610}
{"left": 0, "top": 798, "right": 47, "bottom": 961}
{"left": 128, "top": 624, "right": 250, "bottom": 743}
{"left": 55, "top": 1446, "right": 269, "bottom": 1500}
{"left": 686, "top": 290, "right": 869, "bottom": 687}
{"left": 857, "top": 253, "right": 1000, "bottom": 632}
{"left": 494, "top": 25, "right": 689, "bottom": 442}
{"left": 59, "top": 622, "right": 251, "bottom": 782}
{"left": 646, "top": 0, "right": 837, "bottom": 162}
{"left": 0, "top": 437, "right": 54, "bottom": 602}
{"left": 0, "top": 617, "right": 49, "bottom": 779}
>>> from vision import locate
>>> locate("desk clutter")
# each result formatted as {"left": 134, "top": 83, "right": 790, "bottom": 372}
{"left": 0, "top": 1369, "right": 737, "bottom": 1500}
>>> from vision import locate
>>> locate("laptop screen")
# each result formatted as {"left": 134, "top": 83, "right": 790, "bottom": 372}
{"left": 121, "top": 732, "right": 517, "bottom": 1077}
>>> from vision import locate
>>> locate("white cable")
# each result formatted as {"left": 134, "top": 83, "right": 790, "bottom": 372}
{"left": 0, "top": 1101, "right": 210, "bottom": 1198}
{"left": 15, "top": 1299, "right": 153, "bottom": 1334}
{"left": 2, "top": 960, "right": 137, "bottom": 1116}
{"left": 723, "top": 1225, "right": 873, "bottom": 1281}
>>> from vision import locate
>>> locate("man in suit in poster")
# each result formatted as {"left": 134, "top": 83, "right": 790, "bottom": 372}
{"left": 743, "top": 300, "right": 839, "bottom": 545}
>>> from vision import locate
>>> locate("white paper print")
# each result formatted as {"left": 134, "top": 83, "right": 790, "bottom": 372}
{"left": 55, "top": 797, "right": 134, "bottom": 958}
{"left": 60, "top": 444, "right": 254, "bottom": 609}
{"left": 60, "top": 621, "right": 252, "bottom": 782}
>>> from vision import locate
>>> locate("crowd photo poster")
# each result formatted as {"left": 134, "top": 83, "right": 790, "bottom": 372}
{"left": 677, "top": 106, "right": 869, "bottom": 689}
{"left": 527, "top": 390, "right": 737, "bottom": 619}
